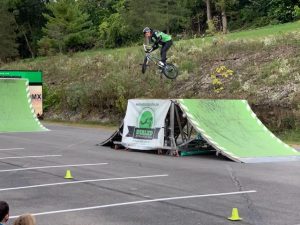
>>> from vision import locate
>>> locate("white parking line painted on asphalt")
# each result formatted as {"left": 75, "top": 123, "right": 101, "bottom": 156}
{"left": 0, "top": 148, "right": 25, "bottom": 151}
{"left": 0, "top": 155, "right": 62, "bottom": 160}
{"left": 0, "top": 163, "right": 109, "bottom": 173}
{"left": 0, "top": 174, "right": 169, "bottom": 192}
{"left": 10, "top": 190, "right": 256, "bottom": 218}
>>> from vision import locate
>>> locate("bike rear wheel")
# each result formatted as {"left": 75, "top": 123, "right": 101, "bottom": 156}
{"left": 163, "top": 63, "right": 178, "bottom": 79}
{"left": 142, "top": 57, "right": 148, "bottom": 74}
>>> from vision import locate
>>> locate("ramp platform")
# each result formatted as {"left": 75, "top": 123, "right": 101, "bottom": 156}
{"left": 0, "top": 79, "right": 48, "bottom": 132}
{"left": 178, "top": 99, "right": 300, "bottom": 163}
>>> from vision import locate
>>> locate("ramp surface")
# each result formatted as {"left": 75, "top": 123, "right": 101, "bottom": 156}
{"left": 0, "top": 79, "right": 47, "bottom": 132}
{"left": 179, "top": 99, "right": 300, "bottom": 163}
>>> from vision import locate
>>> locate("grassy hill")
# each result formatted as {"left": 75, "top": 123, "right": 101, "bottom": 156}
{"left": 1, "top": 21, "right": 300, "bottom": 135}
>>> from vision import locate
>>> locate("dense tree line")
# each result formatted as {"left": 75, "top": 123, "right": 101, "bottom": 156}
{"left": 0, "top": 0, "right": 299, "bottom": 61}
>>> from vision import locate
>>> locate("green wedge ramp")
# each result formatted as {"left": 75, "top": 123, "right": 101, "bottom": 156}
{"left": 0, "top": 79, "right": 48, "bottom": 132}
{"left": 178, "top": 99, "right": 300, "bottom": 163}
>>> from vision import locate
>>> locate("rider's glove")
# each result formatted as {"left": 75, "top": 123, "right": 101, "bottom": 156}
{"left": 145, "top": 48, "right": 153, "bottom": 53}
{"left": 152, "top": 44, "right": 159, "bottom": 51}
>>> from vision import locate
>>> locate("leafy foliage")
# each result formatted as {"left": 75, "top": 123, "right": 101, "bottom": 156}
{"left": 11, "top": 0, "right": 48, "bottom": 58}
{"left": 0, "top": 2, "right": 18, "bottom": 62}
{"left": 77, "top": 0, "right": 111, "bottom": 28}
{"left": 210, "top": 65, "right": 234, "bottom": 93}
{"left": 38, "top": 0, "right": 95, "bottom": 55}
{"left": 99, "top": 12, "right": 128, "bottom": 47}
{"left": 268, "top": 0, "right": 297, "bottom": 24}
{"left": 294, "top": 5, "right": 300, "bottom": 19}
{"left": 98, "top": 0, "right": 191, "bottom": 47}
{"left": 2, "top": 0, "right": 300, "bottom": 57}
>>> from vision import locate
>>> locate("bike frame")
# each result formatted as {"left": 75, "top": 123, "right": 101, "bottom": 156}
{"left": 142, "top": 44, "right": 178, "bottom": 79}
{"left": 145, "top": 52, "right": 164, "bottom": 68}
{"left": 143, "top": 44, "right": 164, "bottom": 68}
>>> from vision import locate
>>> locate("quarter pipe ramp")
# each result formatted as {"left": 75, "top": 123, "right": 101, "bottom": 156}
{"left": 179, "top": 99, "right": 300, "bottom": 163}
{"left": 0, "top": 79, "right": 47, "bottom": 132}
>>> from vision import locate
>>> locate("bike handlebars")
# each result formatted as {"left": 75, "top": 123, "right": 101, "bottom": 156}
{"left": 143, "top": 44, "right": 153, "bottom": 53}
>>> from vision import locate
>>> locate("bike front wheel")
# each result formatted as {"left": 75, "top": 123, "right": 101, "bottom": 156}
{"left": 163, "top": 63, "right": 178, "bottom": 79}
{"left": 142, "top": 57, "right": 148, "bottom": 74}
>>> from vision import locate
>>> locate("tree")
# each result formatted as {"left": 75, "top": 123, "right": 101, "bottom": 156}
{"left": 0, "top": 2, "right": 18, "bottom": 62}
{"left": 77, "top": 0, "right": 111, "bottom": 28}
{"left": 214, "top": 0, "right": 237, "bottom": 33}
{"left": 183, "top": 0, "right": 206, "bottom": 35}
{"left": 205, "top": 0, "right": 212, "bottom": 21}
{"left": 38, "top": 0, "right": 94, "bottom": 55}
{"left": 163, "top": 0, "right": 190, "bottom": 33}
{"left": 237, "top": 0, "right": 299, "bottom": 29}
{"left": 124, "top": 0, "right": 189, "bottom": 37}
{"left": 99, "top": 0, "right": 189, "bottom": 47}
{"left": 99, "top": 12, "right": 128, "bottom": 47}
{"left": 9, "top": 0, "right": 49, "bottom": 58}
{"left": 98, "top": 0, "right": 128, "bottom": 47}
{"left": 124, "top": 0, "right": 168, "bottom": 32}
{"left": 267, "top": 0, "right": 298, "bottom": 23}
{"left": 294, "top": 4, "right": 300, "bottom": 20}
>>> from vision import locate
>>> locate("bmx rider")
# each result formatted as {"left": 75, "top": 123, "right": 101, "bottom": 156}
{"left": 143, "top": 27, "right": 173, "bottom": 66}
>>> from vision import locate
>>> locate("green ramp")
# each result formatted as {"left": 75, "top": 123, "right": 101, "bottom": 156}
{"left": 178, "top": 99, "right": 300, "bottom": 163}
{"left": 0, "top": 79, "right": 48, "bottom": 132}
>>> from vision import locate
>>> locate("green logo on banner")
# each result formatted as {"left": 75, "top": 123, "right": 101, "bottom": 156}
{"left": 126, "top": 107, "right": 160, "bottom": 140}
{"left": 139, "top": 110, "right": 154, "bottom": 128}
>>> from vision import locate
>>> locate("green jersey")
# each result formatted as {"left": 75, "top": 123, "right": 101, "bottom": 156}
{"left": 151, "top": 31, "right": 172, "bottom": 44}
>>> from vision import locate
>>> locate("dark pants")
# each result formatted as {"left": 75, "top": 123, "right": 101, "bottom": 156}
{"left": 161, "top": 40, "right": 173, "bottom": 63}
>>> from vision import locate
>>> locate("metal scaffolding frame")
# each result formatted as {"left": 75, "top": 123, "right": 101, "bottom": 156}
{"left": 101, "top": 100, "right": 214, "bottom": 156}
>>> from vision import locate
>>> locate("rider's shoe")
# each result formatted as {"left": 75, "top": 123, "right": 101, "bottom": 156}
{"left": 158, "top": 61, "right": 165, "bottom": 67}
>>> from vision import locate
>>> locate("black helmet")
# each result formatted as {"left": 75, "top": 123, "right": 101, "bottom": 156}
{"left": 143, "top": 27, "right": 151, "bottom": 33}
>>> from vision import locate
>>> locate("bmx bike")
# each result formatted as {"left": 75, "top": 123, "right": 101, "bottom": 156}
{"left": 141, "top": 44, "right": 179, "bottom": 79}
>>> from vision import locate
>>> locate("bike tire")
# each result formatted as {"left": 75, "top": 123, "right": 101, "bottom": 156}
{"left": 163, "top": 63, "right": 178, "bottom": 79}
{"left": 142, "top": 57, "right": 148, "bottom": 74}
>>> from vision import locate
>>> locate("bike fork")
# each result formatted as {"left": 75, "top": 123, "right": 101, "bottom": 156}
{"left": 145, "top": 56, "right": 150, "bottom": 65}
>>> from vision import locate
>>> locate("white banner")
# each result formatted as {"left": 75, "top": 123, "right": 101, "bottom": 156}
{"left": 29, "top": 86, "right": 43, "bottom": 118}
{"left": 122, "top": 99, "right": 171, "bottom": 150}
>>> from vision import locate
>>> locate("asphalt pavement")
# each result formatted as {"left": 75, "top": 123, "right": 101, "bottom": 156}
{"left": 0, "top": 123, "right": 299, "bottom": 225}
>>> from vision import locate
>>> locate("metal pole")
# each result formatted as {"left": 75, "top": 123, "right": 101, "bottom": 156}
{"left": 175, "top": 105, "right": 186, "bottom": 142}
{"left": 170, "top": 101, "right": 176, "bottom": 148}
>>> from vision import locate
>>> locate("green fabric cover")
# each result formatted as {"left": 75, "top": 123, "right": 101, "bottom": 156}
{"left": 179, "top": 99, "right": 300, "bottom": 163}
{"left": 0, "top": 79, "right": 47, "bottom": 132}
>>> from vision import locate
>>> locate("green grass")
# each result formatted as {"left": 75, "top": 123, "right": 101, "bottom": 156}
{"left": 224, "top": 21, "right": 300, "bottom": 40}
{"left": 179, "top": 21, "right": 300, "bottom": 47}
